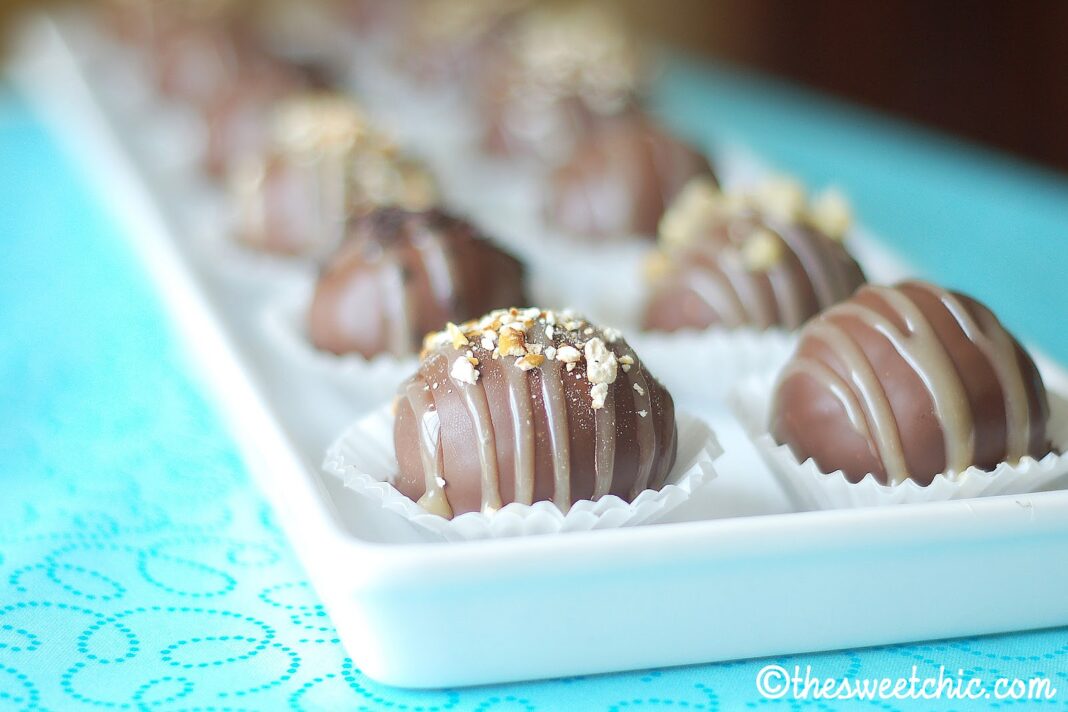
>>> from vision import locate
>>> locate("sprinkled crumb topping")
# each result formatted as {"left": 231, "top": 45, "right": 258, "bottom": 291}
{"left": 657, "top": 175, "right": 854, "bottom": 257}
{"left": 740, "top": 228, "right": 786, "bottom": 273}
{"left": 429, "top": 308, "right": 628, "bottom": 409}
{"left": 450, "top": 356, "right": 479, "bottom": 385}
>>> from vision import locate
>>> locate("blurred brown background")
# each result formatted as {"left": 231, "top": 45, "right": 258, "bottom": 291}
{"left": 4, "top": 0, "right": 1066, "bottom": 173}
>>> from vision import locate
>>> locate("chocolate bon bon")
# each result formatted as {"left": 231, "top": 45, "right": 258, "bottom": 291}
{"left": 232, "top": 93, "right": 437, "bottom": 256}
{"left": 477, "top": 1, "right": 642, "bottom": 161}
{"left": 642, "top": 177, "right": 866, "bottom": 331}
{"left": 308, "top": 208, "right": 528, "bottom": 358}
{"left": 546, "top": 112, "right": 714, "bottom": 240}
{"left": 393, "top": 309, "right": 678, "bottom": 518}
{"left": 771, "top": 280, "right": 1052, "bottom": 485}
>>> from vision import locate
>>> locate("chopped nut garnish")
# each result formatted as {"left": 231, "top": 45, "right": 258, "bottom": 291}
{"left": 590, "top": 382, "right": 609, "bottom": 409}
{"left": 544, "top": 324, "right": 554, "bottom": 339}
{"left": 450, "top": 356, "right": 479, "bottom": 385}
{"left": 584, "top": 338, "right": 618, "bottom": 386}
{"left": 446, "top": 322, "right": 469, "bottom": 349}
{"left": 633, "top": 383, "right": 645, "bottom": 395}
{"left": 516, "top": 353, "right": 546, "bottom": 371}
{"left": 602, "top": 327, "right": 621, "bottom": 342}
{"left": 544, "top": 345, "right": 557, "bottom": 361}
{"left": 740, "top": 229, "right": 785, "bottom": 272}
{"left": 555, "top": 345, "right": 581, "bottom": 363}
{"left": 754, "top": 176, "right": 806, "bottom": 222}
{"left": 810, "top": 187, "right": 852, "bottom": 240}
{"left": 619, "top": 354, "right": 634, "bottom": 366}
{"left": 566, "top": 363, "right": 576, "bottom": 372}
{"left": 498, "top": 326, "right": 527, "bottom": 357}
{"left": 658, "top": 175, "right": 722, "bottom": 250}
{"left": 637, "top": 409, "right": 648, "bottom": 417}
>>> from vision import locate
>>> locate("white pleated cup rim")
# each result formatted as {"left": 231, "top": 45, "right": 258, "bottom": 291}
{"left": 628, "top": 328, "right": 797, "bottom": 401}
{"left": 259, "top": 282, "right": 418, "bottom": 404}
{"left": 731, "top": 372, "right": 1068, "bottom": 511}
{"left": 322, "top": 405, "right": 722, "bottom": 541}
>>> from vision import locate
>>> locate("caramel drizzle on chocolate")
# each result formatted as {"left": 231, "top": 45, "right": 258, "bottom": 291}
{"left": 529, "top": 327, "right": 573, "bottom": 510}
{"left": 405, "top": 318, "right": 668, "bottom": 517}
{"left": 379, "top": 254, "right": 414, "bottom": 356}
{"left": 504, "top": 357, "right": 536, "bottom": 504}
{"left": 683, "top": 220, "right": 859, "bottom": 330}
{"left": 455, "top": 366, "right": 504, "bottom": 513}
{"left": 404, "top": 378, "right": 452, "bottom": 518}
{"left": 916, "top": 282, "right": 1033, "bottom": 462}
{"left": 592, "top": 386, "right": 617, "bottom": 499}
{"left": 784, "top": 282, "right": 1036, "bottom": 483}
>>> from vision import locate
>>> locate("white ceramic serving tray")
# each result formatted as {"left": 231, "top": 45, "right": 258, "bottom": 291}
{"left": 12, "top": 12, "right": 1068, "bottom": 689}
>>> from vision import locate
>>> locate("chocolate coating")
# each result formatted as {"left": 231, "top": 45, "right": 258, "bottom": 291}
{"left": 546, "top": 113, "right": 715, "bottom": 239}
{"left": 642, "top": 207, "right": 866, "bottom": 332}
{"left": 231, "top": 94, "right": 438, "bottom": 256}
{"left": 771, "top": 281, "right": 1051, "bottom": 485}
{"left": 476, "top": 1, "right": 642, "bottom": 161}
{"left": 393, "top": 309, "right": 678, "bottom": 517}
{"left": 201, "top": 65, "right": 305, "bottom": 179}
{"left": 308, "top": 208, "right": 528, "bottom": 358}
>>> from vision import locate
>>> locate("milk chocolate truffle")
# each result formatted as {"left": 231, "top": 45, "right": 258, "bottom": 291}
{"left": 642, "top": 177, "right": 866, "bottom": 331}
{"left": 546, "top": 113, "right": 715, "bottom": 240}
{"left": 308, "top": 208, "right": 528, "bottom": 358}
{"left": 393, "top": 309, "right": 678, "bottom": 518}
{"left": 477, "top": 1, "right": 642, "bottom": 161}
{"left": 398, "top": 0, "right": 530, "bottom": 84}
{"left": 147, "top": 1, "right": 267, "bottom": 108}
{"left": 231, "top": 93, "right": 437, "bottom": 256}
{"left": 771, "top": 281, "right": 1052, "bottom": 486}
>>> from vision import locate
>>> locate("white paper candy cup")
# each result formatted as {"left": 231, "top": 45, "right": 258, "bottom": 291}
{"left": 259, "top": 283, "right": 418, "bottom": 406}
{"left": 323, "top": 406, "right": 722, "bottom": 541}
{"left": 629, "top": 328, "right": 797, "bottom": 402}
{"left": 733, "top": 373, "right": 1068, "bottom": 510}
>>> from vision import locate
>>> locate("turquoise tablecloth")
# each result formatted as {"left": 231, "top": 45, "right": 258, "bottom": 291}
{"left": 3, "top": 59, "right": 1068, "bottom": 710}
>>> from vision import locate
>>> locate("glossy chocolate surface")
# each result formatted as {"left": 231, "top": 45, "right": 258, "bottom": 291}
{"left": 393, "top": 309, "right": 678, "bottom": 517}
{"left": 642, "top": 180, "right": 866, "bottom": 331}
{"left": 308, "top": 208, "right": 528, "bottom": 358}
{"left": 546, "top": 113, "right": 714, "bottom": 240}
{"left": 771, "top": 281, "right": 1051, "bottom": 485}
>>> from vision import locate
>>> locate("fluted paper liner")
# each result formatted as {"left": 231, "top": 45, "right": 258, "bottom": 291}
{"left": 733, "top": 373, "right": 1068, "bottom": 510}
{"left": 259, "top": 283, "right": 418, "bottom": 405}
{"left": 323, "top": 406, "right": 722, "bottom": 541}
{"left": 629, "top": 328, "right": 796, "bottom": 401}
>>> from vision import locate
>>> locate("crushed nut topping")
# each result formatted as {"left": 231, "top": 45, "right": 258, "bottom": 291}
{"left": 424, "top": 309, "right": 638, "bottom": 409}
{"left": 516, "top": 353, "right": 546, "bottom": 371}
{"left": 450, "top": 356, "right": 479, "bottom": 385}
{"left": 657, "top": 175, "right": 854, "bottom": 255}
{"left": 446, "top": 322, "right": 469, "bottom": 349}
{"left": 555, "top": 345, "right": 582, "bottom": 363}
{"left": 633, "top": 383, "right": 645, "bottom": 395}
{"left": 740, "top": 228, "right": 785, "bottom": 272}
{"left": 498, "top": 326, "right": 527, "bottom": 357}
{"left": 584, "top": 338, "right": 617, "bottom": 385}
{"left": 590, "top": 382, "right": 609, "bottom": 410}
{"left": 810, "top": 187, "right": 852, "bottom": 240}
